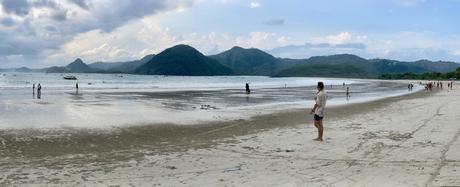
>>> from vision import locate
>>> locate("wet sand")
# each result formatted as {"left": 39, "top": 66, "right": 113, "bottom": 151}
{"left": 0, "top": 86, "right": 426, "bottom": 158}
{"left": 1, "top": 84, "right": 459, "bottom": 186}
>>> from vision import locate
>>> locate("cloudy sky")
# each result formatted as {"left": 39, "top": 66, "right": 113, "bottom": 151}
{"left": 1, "top": 0, "right": 460, "bottom": 68}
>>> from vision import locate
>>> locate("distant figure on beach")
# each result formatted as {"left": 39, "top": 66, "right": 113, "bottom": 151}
{"left": 76, "top": 83, "right": 79, "bottom": 89}
{"left": 408, "top": 84, "right": 414, "bottom": 92}
{"left": 343, "top": 82, "right": 345, "bottom": 87}
{"left": 32, "top": 83, "right": 35, "bottom": 98}
{"left": 37, "top": 83, "right": 42, "bottom": 99}
{"left": 346, "top": 87, "right": 350, "bottom": 98}
{"left": 440, "top": 82, "right": 443, "bottom": 89}
{"left": 310, "top": 82, "right": 327, "bottom": 142}
{"left": 245, "top": 82, "right": 251, "bottom": 94}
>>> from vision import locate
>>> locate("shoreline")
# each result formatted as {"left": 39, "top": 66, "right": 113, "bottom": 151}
{"left": 0, "top": 79, "right": 414, "bottom": 129}
{"left": 2, "top": 83, "right": 459, "bottom": 186}
{"left": 0, "top": 85, "right": 428, "bottom": 158}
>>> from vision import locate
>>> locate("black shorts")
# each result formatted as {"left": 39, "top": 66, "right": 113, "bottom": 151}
{"left": 314, "top": 114, "right": 324, "bottom": 121}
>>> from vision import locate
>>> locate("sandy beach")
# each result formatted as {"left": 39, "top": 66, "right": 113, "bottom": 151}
{"left": 1, "top": 83, "right": 459, "bottom": 186}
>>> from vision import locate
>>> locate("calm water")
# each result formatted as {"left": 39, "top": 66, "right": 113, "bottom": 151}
{"left": 0, "top": 73, "right": 420, "bottom": 129}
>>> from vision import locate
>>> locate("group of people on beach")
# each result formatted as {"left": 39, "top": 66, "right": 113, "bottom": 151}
{"left": 31, "top": 82, "right": 80, "bottom": 98}
{"left": 32, "top": 83, "right": 42, "bottom": 99}
{"left": 407, "top": 83, "right": 414, "bottom": 91}
{"left": 424, "top": 81, "right": 454, "bottom": 91}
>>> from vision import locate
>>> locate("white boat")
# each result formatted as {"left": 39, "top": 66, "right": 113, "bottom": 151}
{"left": 63, "top": 75, "right": 77, "bottom": 80}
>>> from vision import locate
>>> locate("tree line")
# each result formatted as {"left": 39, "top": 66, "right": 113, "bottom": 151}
{"left": 379, "top": 68, "right": 460, "bottom": 80}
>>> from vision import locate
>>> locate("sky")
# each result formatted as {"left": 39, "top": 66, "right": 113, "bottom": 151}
{"left": 1, "top": 0, "right": 460, "bottom": 68}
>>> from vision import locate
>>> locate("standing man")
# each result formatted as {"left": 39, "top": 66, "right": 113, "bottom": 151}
{"left": 310, "top": 82, "right": 327, "bottom": 142}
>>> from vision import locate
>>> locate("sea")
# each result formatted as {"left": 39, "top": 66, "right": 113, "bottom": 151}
{"left": 0, "top": 72, "right": 422, "bottom": 129}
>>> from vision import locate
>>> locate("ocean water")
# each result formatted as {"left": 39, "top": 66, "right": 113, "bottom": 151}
{"left": 0, "top": 73, "right": 421, "bottom": 129}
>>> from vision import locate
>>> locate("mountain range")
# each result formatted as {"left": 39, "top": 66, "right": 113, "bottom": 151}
{"left": 2, "top": 44, "right": 460, "bottom": 78}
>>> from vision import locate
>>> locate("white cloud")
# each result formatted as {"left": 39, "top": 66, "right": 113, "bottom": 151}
{"left": 451, "top": 50, "right": 460, "bottom": 56}
{"left": 311, "top": 32, "right": 354, "bottom": 44}
{"left": 250, "top": 2, "right": 260, "bottom": 8}
{"left": 235, "top": 32, "right": 286, "bottom": 49}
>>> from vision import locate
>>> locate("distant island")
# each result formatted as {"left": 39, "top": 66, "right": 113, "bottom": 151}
{"left": 1, "top": 44, "right": 460, "bottom": 79}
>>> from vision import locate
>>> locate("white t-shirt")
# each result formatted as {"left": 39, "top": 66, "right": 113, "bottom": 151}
{"left": 315, "top": 90, "right": 327, "bottom": 117}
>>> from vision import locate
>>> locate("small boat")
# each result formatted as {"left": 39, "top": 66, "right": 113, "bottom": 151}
{"left": 63, "top": 75, "right": 77, "bottom": 80}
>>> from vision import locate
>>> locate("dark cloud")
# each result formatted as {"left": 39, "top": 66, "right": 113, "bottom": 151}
{"left": 0, "top": 0, "right": 30, "bottom": 15}
{"left": 0, "top": 0, "right": 198, "bottom": 67}
{"left": 68, "top": 0, "right": 89, "bottom": 9}
{"left": 93, "top": 1, "right": 182, "bottom": 32}
{"left": 44, "top": 25, "right": 57, "bottom": 32}
{"left": 1, "top": 17, "right": 15, "bottom": 27}
{"left": 264, "top": 19, "right": 285, "bottom": 25}
{"left": 0, "top": 0, "right": 58, "bottom": 16}
{"left": 31, "top": 0, "right": 58, "bottom": 9}
{"left": 51, "top": 9, "right": 68, "bottom": 21}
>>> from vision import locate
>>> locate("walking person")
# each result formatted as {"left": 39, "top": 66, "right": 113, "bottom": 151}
{"left": 37, "top": 83, "right": 42, "bottom": 99}
{"left": 245, "top": 82, "right": 251, "bottom": 94}
{"left": 32, "top": 83, "right": 35, "bottom": 98}
{"left": 346, "top": 86, "right": 350, "bottom": 98}
{"left": 310, "top": 82, "right": 327, "bottom": 142}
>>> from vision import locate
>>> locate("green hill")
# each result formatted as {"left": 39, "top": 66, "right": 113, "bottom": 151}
{"left": 135, "top": 45, "right": 233, "bottom": 76}
{"left": 46, "top": 66, "right": 70, "bottom": 73}
{"left": 210, "top": 46, "right": 281, "bottom": 76}
{"left": 276, "top": 64, "right": 369, "bottom": 78}
{"left": 66, "top": 58, "right": 95, "bottom": 73}
{"left": 274, "top": 54, "right": 457, "bottom": 78}
{"left": 45, "top": 58, "right": 100, "bottom": 73}
{"left": 88, "top": 54, "right": 155, "bottom": 73}
{"left": 108, "top": 54, "right": 155, "bottom": 73}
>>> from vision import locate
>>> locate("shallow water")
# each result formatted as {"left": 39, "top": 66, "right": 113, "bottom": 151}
{"left": 0, "top": 73, "right": 421, "bottom": 129}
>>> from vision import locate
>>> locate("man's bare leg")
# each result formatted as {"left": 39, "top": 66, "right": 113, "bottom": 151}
{"left": 313, "top": 120, "right": 323, "bottom": 141}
